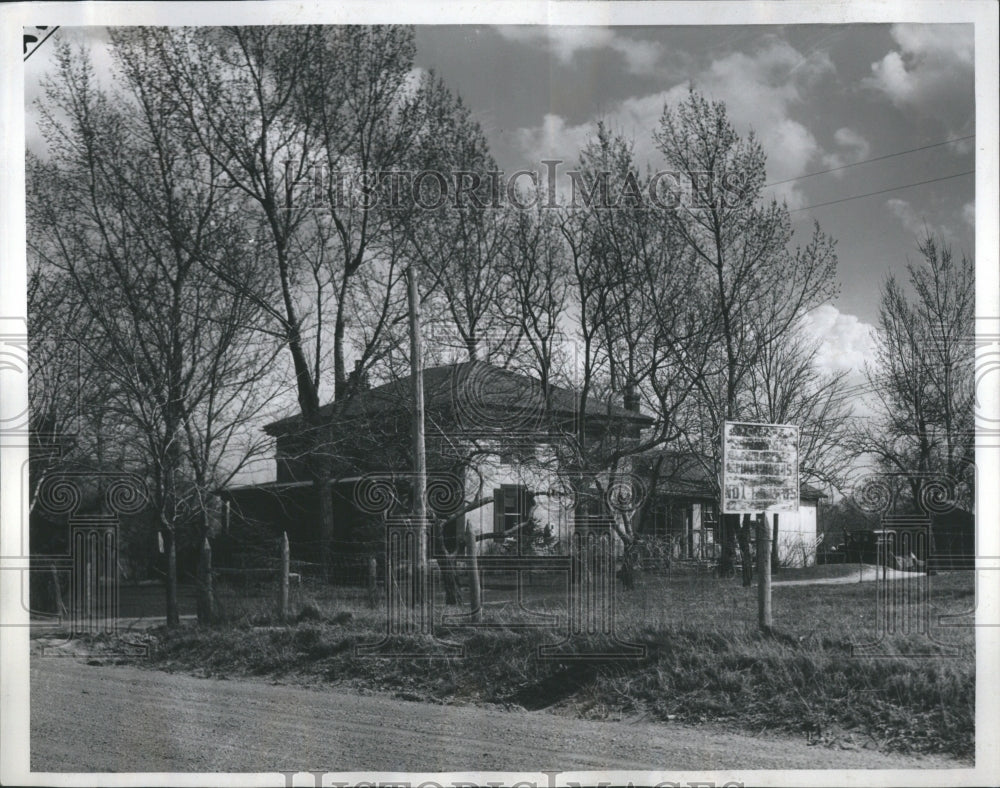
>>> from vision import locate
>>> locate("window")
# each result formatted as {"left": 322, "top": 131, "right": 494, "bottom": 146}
{"left": 701, "top": 501, "right": 718, "bottom": 546}
{"left": 493, "top": 485, "right": 534, "bottom": 544}
{"left": 703, "top": 501, "right": 718, "bottom": 526}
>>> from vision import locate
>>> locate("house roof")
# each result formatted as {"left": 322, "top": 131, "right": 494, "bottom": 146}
{"left": 218, "top": 477, "right": 365, "bottom": 496}
{"left": 638, "top": 450, "right": 827, "bottom": 501}
{"left": 264, "top": 360, "right": 654, "bottom": 436}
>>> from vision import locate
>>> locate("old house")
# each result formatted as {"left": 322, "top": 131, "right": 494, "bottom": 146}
{"left": 218, "top": 360, "right": 653, "bottom": 575}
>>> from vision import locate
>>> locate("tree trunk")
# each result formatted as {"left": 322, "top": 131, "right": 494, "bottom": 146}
{"left": 737, "top": 514, "right": 754, "bottom": 587}
{"left": 618, "top": 538, "right": 636, "bottom": 590}
{"left": 407, "top": 267, "right": 429, "bottom": 617}
{"left": 196, "top": 536, "right": 214, "bottom": 625}
{"left": 311, "top": 468, "right": 335, "bottom": 582}
{"left": 465, "top": 523, "right": 482, "bottom": 623}
{"left": 757, "top": 513, "right": 772, "bottom": 633}
{"left": 49, "top": 564, "right": 67, "bottom": 617}
{"left": 165, "top": 527, "right": 180, "bottom": 627}
{"left": 367, "top": 556, "right": 378, "bottom": 608}
{"left": 720, "top": 513, "right": 739, "bottom": 577}
{"left": 431, "top": 517, "right": 463, "bottom": 605}
{"left": 635, "top": 455, "right": 664, "bottom": 536}
{"left": 437, "top": 551, "right": 463, "bottom": 605}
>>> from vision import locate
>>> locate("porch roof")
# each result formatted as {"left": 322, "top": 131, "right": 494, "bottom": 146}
{"left": 638, "top": 451, "right": 828, "bottom": 502}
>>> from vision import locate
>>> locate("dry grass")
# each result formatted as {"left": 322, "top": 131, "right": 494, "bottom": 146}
{"left": 117, "top": 568, "right": 975, "bottom": 760}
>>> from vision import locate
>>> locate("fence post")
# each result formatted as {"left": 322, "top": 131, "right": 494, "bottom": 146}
{"left": 367, "top": 556, "right": 378, "bottom": 608}
{"left": 197, "top": 536, "right": 214, "bottom": 624}
{"left": 279, "top": 531, "right": 290, "bottom": 623}
{"left": 49, "top": 563, "right": 67, "bottom": 618}
{"left": 84, "top": 554, "right": 93, "bottom": 634}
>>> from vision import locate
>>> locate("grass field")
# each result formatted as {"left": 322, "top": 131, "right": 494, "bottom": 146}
{"left": 104, "top": 566, "right": 975, "bottom": 760}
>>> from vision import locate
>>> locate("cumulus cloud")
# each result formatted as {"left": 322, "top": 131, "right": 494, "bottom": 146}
{"left": 513, "top": 113, "right": 593, "bottom": 171}
{"left": 798, "top": 304, "right": 878, "bottom": 378}
{"left": 512, "top": 35, "right": 835, "bottom": 209}
{"left": 885, "top": 198, "right": 930, "bottom": 237}
{"left": 863, "top": 24, "right": 973, "bottom": 136}
{"left": 821, "top": 127, "right": 871, "bottom": 172}
{"left": 495, "top": 26, "right": 663, "bottom": 75}
{"left": 401, "top": 66, "right": 427, "bottom": 99}
{"left": 962, "top": 201, "right": 975, "bottom": 228}
{"left": 885, "top": 197, "right": 961, "bottom": 242}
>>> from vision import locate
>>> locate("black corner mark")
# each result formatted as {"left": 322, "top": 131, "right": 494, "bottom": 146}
{"left": 24, "top": 26, "right": 59, "bottom": 61}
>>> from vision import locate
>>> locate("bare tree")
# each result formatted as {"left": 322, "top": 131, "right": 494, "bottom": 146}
{"left": 745, "top": 327, "right": 854, "bottom": 489}
{"left": 28, "top": 41, "right": 279, "bottom": 625}
{"left": 303, "top": 25, "right": 421, "bottom": 394}
{"left": 853, "top": 235, "right": 975, "bottom": 510}
{"left": 503, "top": 200, "right": 572, "bottom": 403}
{"left": 401, "top": 74, "right": 517, "bottom": 363}
{"left": 654, "top": 90, "right": 840, "bottom": 574}
{"left": 26, "top": 263, "right": 100, "bottom": 514}
{"left": 554, "top": 124, "right": 714, "bottom": 574}
{"left": 139, "top": 26, "right": 422, "bottom": 575}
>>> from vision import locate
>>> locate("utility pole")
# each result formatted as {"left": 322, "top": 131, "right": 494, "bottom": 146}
{"left": 407, "top": 266, "right": 429, "bottom": 630}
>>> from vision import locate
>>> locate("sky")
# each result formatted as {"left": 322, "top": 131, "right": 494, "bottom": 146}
{"left": 408, "top": 24, "right": 975, "bottom": 378}
{"left": 23, "top": 22, "right": 976, "bottom": 400}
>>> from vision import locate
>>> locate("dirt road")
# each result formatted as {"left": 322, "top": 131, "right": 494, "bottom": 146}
{"left": 30, "top": 657, "right": 959, "bottom": 773}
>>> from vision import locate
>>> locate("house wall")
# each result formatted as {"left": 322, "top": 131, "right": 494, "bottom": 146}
{"left": 461, "top": 442, "right": 573, "bottom": 552}
{"left": 275, "top": 434, "right": 310, "bottom": 483}
{"left": 774, "top": 500, "right": 819, "bottom": 567}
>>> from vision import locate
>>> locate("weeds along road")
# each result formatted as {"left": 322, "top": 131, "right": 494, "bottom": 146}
{"left": 31, "top": 657, "right": 959, "bottom": 773}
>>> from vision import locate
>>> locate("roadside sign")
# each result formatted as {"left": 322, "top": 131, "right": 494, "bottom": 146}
{"left": 722, "top": 421, "right": 799, "bottom": 514}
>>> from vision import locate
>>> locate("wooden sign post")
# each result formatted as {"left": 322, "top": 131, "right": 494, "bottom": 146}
{"left": 756, "top": 513, "right": 772, "bottom": 633}
{"left": 722, "top": 421, "right": 799, "bottom": 634}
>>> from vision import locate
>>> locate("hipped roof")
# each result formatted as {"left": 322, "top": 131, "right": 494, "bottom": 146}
{"left": 264, "top": 360, "right": 653, "bottom": 436}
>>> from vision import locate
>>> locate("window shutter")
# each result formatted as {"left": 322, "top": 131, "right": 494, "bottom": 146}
{"left": 493, "top": 488, "right": 503, "bottom": 543}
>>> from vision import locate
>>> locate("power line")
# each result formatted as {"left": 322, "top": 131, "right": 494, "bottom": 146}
{"left": 766, "top": 134, "right": 975, "bottom": 187}
{"left": 789, "top": 170, "right": 974, "bottom": 213}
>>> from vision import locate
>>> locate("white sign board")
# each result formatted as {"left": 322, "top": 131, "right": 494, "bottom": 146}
{"left": 722, "top": 421, "right": 799, "bottom": 514}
